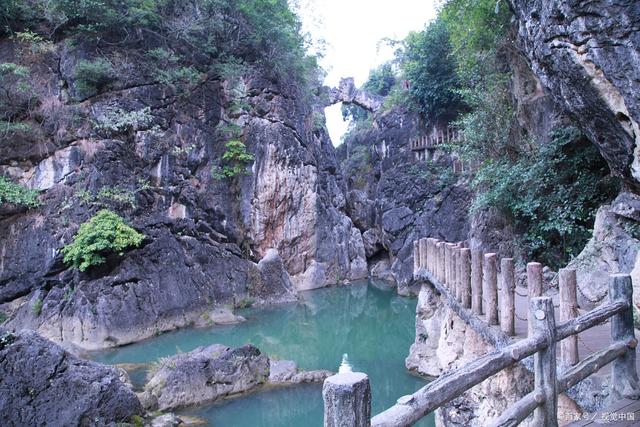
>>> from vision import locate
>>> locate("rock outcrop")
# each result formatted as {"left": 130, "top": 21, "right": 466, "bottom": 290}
{"left": 510, "top": 0, "right": 640, "bottom": 189}
{"left": 0, "top": 3, "right": 366, "bottom": 348}
{"left": 337, "top": 108, "right": 471, "bottom": 287}
{"left": 0, "top": 329, "right": 142, "bottom": 426}
{"left": 268, "top": 359, "right": 333, "bottom": 384}
{"left": 141, "top": 344, "right": 269, "bottom": 411}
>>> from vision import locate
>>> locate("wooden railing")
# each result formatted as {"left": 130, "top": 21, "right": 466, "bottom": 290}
{"left": 321, "top": 238, "right": 640, "bottom": 427}
{"left": 410, "top": 127, "right": 462, "bottom": 151}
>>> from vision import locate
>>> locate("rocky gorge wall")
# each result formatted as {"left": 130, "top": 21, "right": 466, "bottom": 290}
{"left": 0, "top": 7, "right": 366, "bottom": 350}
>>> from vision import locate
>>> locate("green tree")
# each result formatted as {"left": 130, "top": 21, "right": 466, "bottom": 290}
{"left": 62, "top": 210, "right": 144, "bottom": 271}
{"left": 401, "top": 18, "right": 462, "bottom": 123}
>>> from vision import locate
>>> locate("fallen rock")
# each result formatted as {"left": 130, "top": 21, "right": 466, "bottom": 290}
{"left": 142, "top": 344, "right": 269, "bottom": 411}
{"left": 0, "top": 329, "right": 142, "bottom": 426}
{"left": 268, "top": 360, "right": 333, "bottom": 384}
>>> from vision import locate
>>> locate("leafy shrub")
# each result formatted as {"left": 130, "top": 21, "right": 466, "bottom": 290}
{"left": 211, "top": 140, "right": 254, "bottom": 179}
{"left": 31, "top": 298, "right": 43, "bottom": 316}
{"left": 73, "top": 58, "right": 116, "bottom": 99}
{"left": 472, "top": 127, "right": 618, "bottom": 267}
{"left": 93, "top": 107, "right": 153, "bottom": 137}
{"left": 0, "top": 311, "right": 6, "bottom": 323}
{"left": 0, "top": 176, "right": 40, "bottom": 208}
{"left": 62, "top": 210, "right": 144, "bottom": 271}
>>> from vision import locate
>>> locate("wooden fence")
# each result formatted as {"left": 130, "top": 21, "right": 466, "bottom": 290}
{"left": 322, "top": 237, "right": 640, "bottom": 427}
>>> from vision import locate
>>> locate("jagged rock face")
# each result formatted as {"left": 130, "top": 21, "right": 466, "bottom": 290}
{"left": 0, "top": 10, "right": 365, "bottom": 347}
{"left": 568, "top": 193, "right": 640, "bottom": 308}
{"left": 0, "top": 329, "right": 142, "bottom": 426}
{"left": 141, "top": 343, "right": 269, "bottom": 411}
{"left": 338, "top": 108, "right": 471, "bottom": 287}
{"left": 510, "top": 0, "right": 640, "bottom": 188}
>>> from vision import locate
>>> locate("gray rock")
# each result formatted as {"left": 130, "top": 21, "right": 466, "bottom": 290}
{"left": 511, "top": 0, "right": 640, "bottom": 188}
{"left": 142, "top": 344, "right": 269, "bottom": 411}
{"left": 268, "top": 360, "right": 333, "bottom": 384}
{"left": 0, "top": 329, "right": 142, "bottom": 427}
{"left": 256, "top": 249, "right": 297, "bottom": 302}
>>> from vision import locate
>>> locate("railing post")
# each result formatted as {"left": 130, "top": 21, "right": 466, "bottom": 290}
{"left": 460, "top": 248, "right": 472, "bottom": 308}
{"left": 419, "top": 238, "right": 428, "bottom": 271}
{"left": 527, "top": 262, "right": 543, "bottom": 298}
{"left": 559, "top": 268, "right": 579, "bottom": 366}
{"left": 609, "top": 273, "right": 640, "bottom": 400}
{"left": 453, "top": 246, "right": 460, "bottom": 300}
{"left": 445, "top": 244, "right": 452, "bottom": 287}
{"left": 530, "top": 297, "right": 558, "bottom": 427}
{"left": 413, "top": 240, "right": 420, "bottom": 278}
{"left": 500, "top": 258, "right": 516, "bottom": 336}
{"left": 438, "top": 242, "right": 445, "bottom": 283}
{"left": 323, "top": 372, "right": 371, "bottom": 427}
{"left": 484, "top": 253, "right": 498, "bottom": 325}
{"left": 471, "top": 249, "right": 483, "bottom": 315}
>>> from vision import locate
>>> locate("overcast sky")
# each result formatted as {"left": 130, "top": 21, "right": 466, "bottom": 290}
{"left": 293, "top": 0, "right": 438, "bottom": 145}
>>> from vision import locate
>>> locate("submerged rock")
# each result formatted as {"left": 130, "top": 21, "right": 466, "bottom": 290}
{"left": 268, "top": 359, "right": 333, "bottom": 384}
{"left": 141, "top": 344, "right": 269, "bottom": 411}
{"left": 0, "top": 329, "right": 142, "bottom": 426}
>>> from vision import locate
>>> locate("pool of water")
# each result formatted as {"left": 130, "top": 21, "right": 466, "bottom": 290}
{"left": 91, "top": 279, "right": 435, "bottom": 427}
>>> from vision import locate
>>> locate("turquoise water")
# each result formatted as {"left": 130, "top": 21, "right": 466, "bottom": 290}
{"left": 91, "top": 279, "right": 435, "bottom": 427}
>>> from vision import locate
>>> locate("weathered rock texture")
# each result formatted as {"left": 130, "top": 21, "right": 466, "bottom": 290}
{"left": 337, "top": 108, "right": 471, "bottom": 288}
{"left": 406, "top": 285, "right": 536, "bottom": 426}
{"left": 141, "top": 344, "right": 269, "bottom": 411}
{"left": 0, "top": 5, "right": 366, "bottom": 348}
{"left": 510, "top": 0, "right": 640, "bottom": 189}
{"left": 268, "top": 359, "right": 333, "bottom": 384}
{"left": 0, "top": 329, "right": 142, "bottom": 426}
{"left": 569, "top": 193, "right": 640, "bottom": 309}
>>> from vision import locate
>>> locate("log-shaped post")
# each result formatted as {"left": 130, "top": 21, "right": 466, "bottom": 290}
{"left": 413, "top": 240, "right": 420, "bottom": 278}
{"left": 471, "top": 249, "right": 483, "bottom": 315}
{"left": 323, "top": 372, "right": 371, "bottom": 427}
{"left": 527, "top": 262, "right": 543, "bottom": 298}
{"left": 456, "top": 247, "right": 463, "bottom": 301}
{"left": 460, "top": 249, "right": 472, "bottom": 309}
{"left": 609, "top": 274, "right": 640, "bottom": 400}
{"left": 426, "top": 239, "right": 433, "bottom": 273}
{"left": 530, "top": 297, "right": 558, "bottom": 427}
{"left": 559, "top": 268, "right": 579, "bottom": 366}
{"left": 438, "top": 242, "right": 445, "bottom": 283}
{"left": 500, "top": 258, "right": 516, "bottom": 336}
{"left": 430, "top": 239, "right": 437, "bottom": 274}
{"left": 419, "top": 238, "right": 428, "bottom": 271}
{"left": 484, "top": 253, "right": 498, "bottom": 325}
{"left": 453, "top": 247, "right": 460, "bottom": 300}
{"left": 444, "top": 244, "right": 452, "bottom": 287}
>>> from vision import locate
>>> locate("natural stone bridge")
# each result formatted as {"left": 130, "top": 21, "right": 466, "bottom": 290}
{"left": 323, "top": 77, "right": 383, "bottom": 112}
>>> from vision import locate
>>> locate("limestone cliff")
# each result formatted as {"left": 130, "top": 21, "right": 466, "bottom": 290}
{"left": 0, "top": 4, "right": 365, "bottom": 349}
{"left": 337, "top": 107, "right": 471, "bottom": 289}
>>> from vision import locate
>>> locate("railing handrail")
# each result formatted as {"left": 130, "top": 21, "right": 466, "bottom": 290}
{"left": 322, "top": 237, "right": 640, "bottom": 427}
{"left": 370, "top": 272, "right": 633, "bottom": 427}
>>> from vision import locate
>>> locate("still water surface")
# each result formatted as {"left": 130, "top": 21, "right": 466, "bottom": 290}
{"left": 92, "top": 279, "right": 435, "bottom": 427}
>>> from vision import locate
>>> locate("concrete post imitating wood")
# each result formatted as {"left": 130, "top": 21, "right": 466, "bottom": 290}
{"left": 527, "top": 262, "right": 543, "bottom": 299}
{"left": 323, "top": 372, "right": 371, "bottom": 427}
{"left": 609, "top": 274, "right": 640, "bottom": 400}
{"left": 456, "top": 247, "right": 463, "bottom": 302}
{"left": 438, "top": 242, "right": 445, "bottom": 283}
{"left": 419, "top": 238, "right": 428, "bottom": 271}
{"left": 501, "top": 258, "right": 516, "bottom": 336}
{"left": 425, "top": 239, "right": 432, "bottom": 273}
{"left": 444, "top": 244, "right": 452, "bottom": 287}
{"left": 530, "top": 297, "right": 558, "bottom": 427}
{"left": 429, "top": 239, "right": 436, "bottom": 274}
{"left": 413, "top": 240, "right": 420, "bottom": 278}
{"left": 559, "top": 268, "right": 579, "bottom": 366}
{"left": 471, "top": 249, "right": 483, "bottom": 315}
{"left": 460, "top": 249, "right": 472, "bottom": 309}
{"left": 452, "top": 245, "right": 459, "bottom": 297}
{"left": 484, "top": 253, "right": 498, "bottom": 325}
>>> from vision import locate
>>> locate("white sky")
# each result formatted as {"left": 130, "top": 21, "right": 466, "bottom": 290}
{"left": 293, "top": 0, "right": 438, "bottom": 145}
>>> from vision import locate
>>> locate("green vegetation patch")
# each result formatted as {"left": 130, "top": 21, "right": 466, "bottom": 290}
{"left": 0, "top": 176, "right": 40, "bottom": 208}
{"left": 211, "top": 140, "right": 254, "bottom": 180}
{"left": 62, "top": 209, "right": 144, "bottom": 271}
